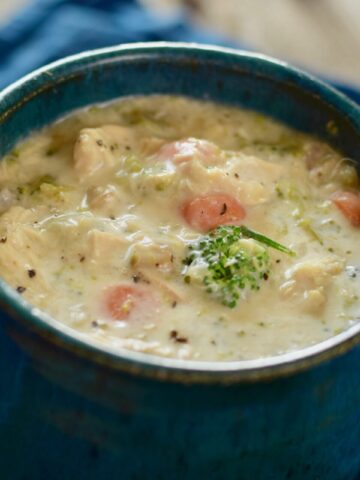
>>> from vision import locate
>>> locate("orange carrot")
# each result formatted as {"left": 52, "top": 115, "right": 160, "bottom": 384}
{"left": 182, "top": 194, "right": 246, "bottom": 232}
{"left": 103, "top": 285, "right": 150, "bottom": 321}
{"left": 331, "top": 191, "right": 360, "bottom": 227}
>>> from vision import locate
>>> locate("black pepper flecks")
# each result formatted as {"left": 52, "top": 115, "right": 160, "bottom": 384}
{"left": 220, "top": 203, "right": 227, "bottom": 215}
{"left": 27, "top": 269, "right": 36, "bottom": 278}
{"left": 169, "top": 330, "right": 188, "bottom": 343}
{"left": 131, "top": 272, "right": 150, "bottom": 284}
{"left": 0, "top": 237, "right": 7, "bottom": 243}
{"left": 16, "top": 286, "right": 26, "bottom": 294}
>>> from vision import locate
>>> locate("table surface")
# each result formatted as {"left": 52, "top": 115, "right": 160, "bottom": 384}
{"left": 0, "top": 0, "right": 359, "bottom": 84}
{"left": 146, "top": 0, "right": 360, "bottom": 86}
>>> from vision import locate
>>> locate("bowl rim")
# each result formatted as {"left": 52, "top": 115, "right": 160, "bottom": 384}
{"left": 0, "top": 41, "right": 360, "bottom": 384}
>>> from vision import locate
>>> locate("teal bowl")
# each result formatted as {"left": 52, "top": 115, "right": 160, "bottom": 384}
{"left": 0, "top": 43, "right": 360, "bottom": 480}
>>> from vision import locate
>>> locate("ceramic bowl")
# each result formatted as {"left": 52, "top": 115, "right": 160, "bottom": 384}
{"left": 0, "top": 43, "right": 359, "bottom": 480}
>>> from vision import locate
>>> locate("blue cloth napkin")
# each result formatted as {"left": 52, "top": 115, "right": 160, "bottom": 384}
{"left": 0, "top": 0, "right": 235, "bottom": 90}
{"left": 0, "top": 0, "right": 359, "bottom": 105}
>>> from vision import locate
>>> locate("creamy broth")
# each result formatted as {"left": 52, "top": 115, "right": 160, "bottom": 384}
{"left": 0, "top": 95, "right": 359, "bottom": 361}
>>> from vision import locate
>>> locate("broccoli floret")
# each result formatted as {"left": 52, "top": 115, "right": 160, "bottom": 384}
{"left": 182, "top": 225, "right": 294, "bottom": 308}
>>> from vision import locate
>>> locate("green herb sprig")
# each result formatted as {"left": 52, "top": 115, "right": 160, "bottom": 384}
{"left": 236, "top": 226, "right": 295, "bottom": 256}
{"left": 182, "top": 225, "right": 294, "bottom": 308}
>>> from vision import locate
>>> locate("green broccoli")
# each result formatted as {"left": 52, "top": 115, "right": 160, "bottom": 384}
{"left": 182, "top": 225, "right": 294, "bottom": 308}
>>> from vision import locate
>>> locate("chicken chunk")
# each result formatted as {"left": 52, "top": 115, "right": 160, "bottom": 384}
{"left": 177, "top": 152, "right": 284, "bottom": 206}
{"left": 86, "top": 230, "right": 128, "bottom": 263}
{"left": 154, "top": 138, "right": 222, "bottom": 166}
{"left": 280, "top": 256, "right": 344, "bottom": 313}
{"left": 73, "top": 125, "right": 137, "bottom": 182}
{"left": 126, "top": 240, "right": 176, "bottom": 273}
{"left": 0, "top": 214, "right": 51, "bottom": 296}
{"left": 87, "top": 184, "right": 125, "bottom": 217}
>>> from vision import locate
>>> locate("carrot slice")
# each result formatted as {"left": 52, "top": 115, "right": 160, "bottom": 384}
{"left": 182, "top": 194, "right": 246, "bottom": 232}
{"left": 103, "top": 285, "right": 151, "bottom": 321}
{"left": 331, "top": 191, "right": 360, "bottom": 227}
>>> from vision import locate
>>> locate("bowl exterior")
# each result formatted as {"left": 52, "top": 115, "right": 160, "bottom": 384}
{"left": 2, "top": 314, "right": 360, "bottom": 480}
{"left": 0, "top": 43, "right": 360, "bottom": 479}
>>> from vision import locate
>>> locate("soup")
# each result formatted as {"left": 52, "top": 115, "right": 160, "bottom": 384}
{"left": 0, "top": 95, "right": 359, "bottom": 361}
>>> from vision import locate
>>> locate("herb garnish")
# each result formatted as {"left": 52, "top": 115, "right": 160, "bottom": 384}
{"left": 236, "top": 225, "right": 295, "bottom": 256}
{"left": 182, "top": 225, "right": 294, "bottom": 308}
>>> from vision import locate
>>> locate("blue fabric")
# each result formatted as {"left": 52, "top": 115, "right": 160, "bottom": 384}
{"left": 0, "top": 0, "right": 235, "bottom": 90}
{"left": 1, "top": 0, "right": 359, "bottom": 104}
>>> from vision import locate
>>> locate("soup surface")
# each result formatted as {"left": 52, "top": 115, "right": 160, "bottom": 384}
{"left": 0, "top": 95, "right": 359, "bottom": 361}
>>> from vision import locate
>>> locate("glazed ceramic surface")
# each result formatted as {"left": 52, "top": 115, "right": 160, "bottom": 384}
{"left": 0, "top": 43, "right": 360, "bottom": 480}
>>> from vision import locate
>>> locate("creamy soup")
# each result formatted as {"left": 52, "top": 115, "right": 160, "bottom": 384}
{"left": 0, "top": 95, "right": 359, "bottom": 361}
